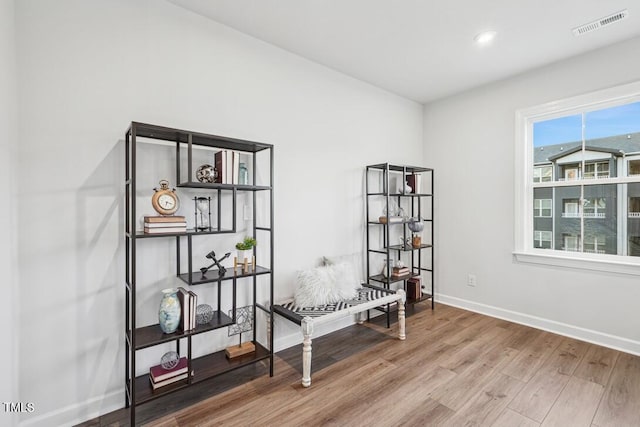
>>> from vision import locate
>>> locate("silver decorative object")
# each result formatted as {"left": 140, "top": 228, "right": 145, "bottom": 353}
{"left": 228, "top": 306, "right": 253, "bottom": 339}
{"left": 160, "top": 351, "right": 180, "bottom": 370}
{"left": 196, "top": 164, "right": 217, "bottom": 183}
{"left": 407, "top": 218, "right": 424, "bottom": 233}
{"left": 196, "top": 304, "right": 214, "bottom": 325}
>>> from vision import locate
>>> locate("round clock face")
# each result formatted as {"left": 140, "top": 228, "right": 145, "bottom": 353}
{"left": 158, "top": 194, "right": 176, "bottom": 210}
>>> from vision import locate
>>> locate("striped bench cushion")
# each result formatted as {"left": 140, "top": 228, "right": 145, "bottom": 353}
{"left": 278, "top": 288, "right": 395, "bottom": 318}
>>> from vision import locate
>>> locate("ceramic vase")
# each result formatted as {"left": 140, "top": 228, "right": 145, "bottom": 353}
{"left": 158, "top": 288, "right": 181, "bottom": 334}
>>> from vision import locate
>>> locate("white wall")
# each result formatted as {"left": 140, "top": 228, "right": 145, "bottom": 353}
{"left": 0, "top": 0, "right": 18, "bottom": 426}
{"left": 424, "top": 36, "right": 640, "bottom": 355}
{"left": 14, "top": 0, "right": 423, "bottom": 425}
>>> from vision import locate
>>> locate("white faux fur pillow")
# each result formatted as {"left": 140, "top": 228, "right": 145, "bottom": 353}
{"left": 294, "top": 262, "right": 358, "bottom": 307}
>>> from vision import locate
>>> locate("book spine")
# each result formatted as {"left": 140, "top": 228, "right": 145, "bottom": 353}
{"left": 215, "top": 151, "right": 224, "bottom": 183}
{"left": 144, "top": 222, "right": 187, "bottom": 228}
{"left": 144, "top": 227, "right": 187, "bottom": 234}
{"left": 144, "top": 215, "right": 186, "bottom": 223}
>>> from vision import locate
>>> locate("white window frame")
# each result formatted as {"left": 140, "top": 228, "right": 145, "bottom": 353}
{"left": 514, "top": 80, "right": 640, "bottom": 275}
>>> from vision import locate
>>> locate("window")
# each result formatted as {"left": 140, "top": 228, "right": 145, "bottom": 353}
{"left": 584, "top": 235, "right": 606, "bottom": 254}
{"left": 534, "top": 199, "right": 552, "bottom": 217}
{"left": 562, "top": 199, "right": 580, "bottom": 218}
{"left": 515, "top": 81, "right": 640, "bottom": 273}
{"left": 583, "top": 198, "right": 606, "bottom": 218}
{"left": 584, "top": 162, "right": 609, "bottom": 179}
{"left": 534, "top": 230, "right": 552, "bottom": 249}
{"left": 563, "top": 234, "right": 579, "bottom": 252}
{"left": 533, "top": 165, "right": 553, "bottom": 182}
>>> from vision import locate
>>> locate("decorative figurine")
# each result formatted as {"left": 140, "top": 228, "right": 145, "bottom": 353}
{"left": 196, "top": 164, "right": 217, "bottom": 183}
{"left": 200, "top": 250, "right": 231, "bottom": 277}
{"left": 225, "top": 306, "right": 255, "bottom": 359}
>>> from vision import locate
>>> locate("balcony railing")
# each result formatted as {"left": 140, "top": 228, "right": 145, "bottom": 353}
{"left": 584, "top": 249, "right": 606, "bottom": 254}
{"left": 561, "top": 212, "right": 606, "bottom": 218}
{"left": 583, "top": 212, "right": 606, "bottom": 218}
{"left": 583, "top": 174, "right": 610, "bottom": 179}
{"left": 629, "top": 212, "right": 640, "bottom": 218}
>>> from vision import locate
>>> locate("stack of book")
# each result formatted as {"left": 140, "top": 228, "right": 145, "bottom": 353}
{"left": 177, "top": 287, "right": 198, "bottom": 331}
{"left": 149, "top": 357, "right": 190, "bottom": 390}
{"left": 144, "top": 216, "right": 187, "bottom": 234}
{"left": 391, "top": 266, "right": 410, "bottom": 279}
{"left": 406, "top": 174, "right": 422, "bottom": 194}
{"left": 407, "top": 277, "right": 422, "bottom": 300}
{"left": 214, "top": 150, "right": 240, "bottom": 184}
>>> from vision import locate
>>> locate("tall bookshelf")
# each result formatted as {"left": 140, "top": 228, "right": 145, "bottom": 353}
{"left": 124, "top": 122, "right": 274, "bottom": 425}
{"left": 365, "top": 163, "right": 434, "bottom": 316}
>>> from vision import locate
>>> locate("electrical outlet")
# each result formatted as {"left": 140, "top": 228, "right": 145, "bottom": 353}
{"left": 467, "top": 274, "right": 477, "bottom": 287}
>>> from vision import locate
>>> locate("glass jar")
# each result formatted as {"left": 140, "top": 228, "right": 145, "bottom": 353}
{"left": 239, "top": 163, "right": 249, "bottom": 185}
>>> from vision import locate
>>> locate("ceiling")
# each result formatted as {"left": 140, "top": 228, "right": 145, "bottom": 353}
{"left": 168, "top": 0, "right": 640, "bottom": 103}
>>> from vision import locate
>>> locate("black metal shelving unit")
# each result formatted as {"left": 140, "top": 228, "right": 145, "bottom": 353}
{"left": 124, "top": 122, "right": 274, "bottom": 425}
{"left": 365, "top": 163, "right": 435, "bottom": 319}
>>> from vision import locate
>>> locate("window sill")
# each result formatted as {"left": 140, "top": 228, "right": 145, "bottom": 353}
{"left": 513, "top": 251, "right": 640, "bottom": 276}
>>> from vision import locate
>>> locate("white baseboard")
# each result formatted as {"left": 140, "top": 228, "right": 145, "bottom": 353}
{"left": 19, "top": 390, "right": 122, "bottom": 427}
{"left": 436, "top": 294, "right": 640, "bottom": 356}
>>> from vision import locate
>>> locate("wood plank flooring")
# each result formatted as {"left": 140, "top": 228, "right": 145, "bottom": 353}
{"left": 79, "top": 304, "right": 640, "bottom": 426}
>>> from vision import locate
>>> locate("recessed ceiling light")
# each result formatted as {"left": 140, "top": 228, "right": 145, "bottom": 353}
{"left": 474, "top": 30, "right": 497, "bottom": 46}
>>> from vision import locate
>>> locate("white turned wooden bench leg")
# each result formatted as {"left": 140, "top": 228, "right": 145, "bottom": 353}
{"left": 356, "top": 310, "right": 365, "bottom": 324}
{"left": 397, "top": 289, "right": 406, "bottom": 340}
{"left": 301, "top": 316, "right": 314, "bottom": 387}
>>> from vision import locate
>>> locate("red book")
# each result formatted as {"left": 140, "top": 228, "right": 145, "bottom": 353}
{"left": 149, "top": 357, "right": 188, "bottom": 382}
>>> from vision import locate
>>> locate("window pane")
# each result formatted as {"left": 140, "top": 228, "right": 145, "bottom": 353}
{"left": 584, "top": 101, "right": 640, "bottom": 141}
{"left": 532, "top": 115, "right": 582, "bottom": 182}
{"left": 584, "top": 184, "right": 617, "bottom": 255}
{"left": 533, "top": 188, "right": 553, "bottom": 249}
{"left": 629, "top": 183, "right": 640, "bottom": 256}
{"left": 555, "top": 186, "right": 581, "bottom": 251}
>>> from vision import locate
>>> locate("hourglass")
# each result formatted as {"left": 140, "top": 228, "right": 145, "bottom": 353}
{"left": 194, "top": 196, "right": 211, "bottom": 231}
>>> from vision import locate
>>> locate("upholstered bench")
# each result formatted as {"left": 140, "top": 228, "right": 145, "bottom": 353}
{"left": 273, "top": 283, "right": 406, "bottom": 387}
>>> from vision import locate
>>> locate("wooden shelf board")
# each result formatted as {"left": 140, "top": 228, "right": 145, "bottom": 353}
{"left": 132, "top": 343, "right": 270, "bottom": 405}
{"left": 134, "top": 311, "right": 234, "bottom": 350}
{"left": 178, "top": 265, "right": 271, "bottom": 286}
{"left": 386, "top": 243, "right": 433, "bottom": 251}
{"left": 177, "top": 182, "right": 271, "bottom": 191}
{"left": 407, "top": 293, "right": 433, "bottom": 305}
{"left": 134, "top": 228, "right": 234, "bottom": 238}
{"left": 368, "top": 273, "right": 419, "bottom": 284}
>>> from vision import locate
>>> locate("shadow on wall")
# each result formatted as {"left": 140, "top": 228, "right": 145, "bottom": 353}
{"left": 75, "top": 139, "right": 124, "bottom": 421}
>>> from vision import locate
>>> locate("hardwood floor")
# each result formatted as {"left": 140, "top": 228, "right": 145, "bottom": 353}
{"left": 80, "top": 304, "right": 640, "bottom": 426}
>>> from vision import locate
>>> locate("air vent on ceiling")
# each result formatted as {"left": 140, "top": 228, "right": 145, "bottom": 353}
{"left": 572, "top": 9, "right": 628, "bottom": 36}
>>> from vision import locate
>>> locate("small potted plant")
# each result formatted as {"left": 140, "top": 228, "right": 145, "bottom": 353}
{"left": 235, "top": 236, "right": 257, "bottom": 264}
